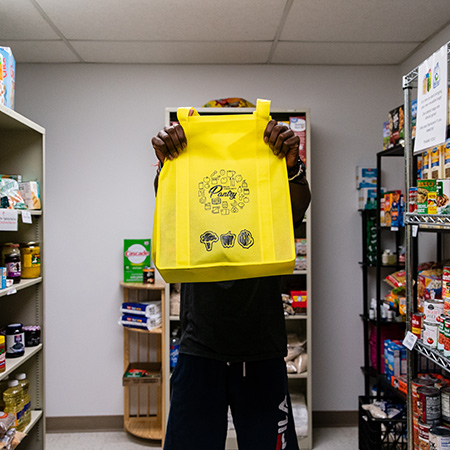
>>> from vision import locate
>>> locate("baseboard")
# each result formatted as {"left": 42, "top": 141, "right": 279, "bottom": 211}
{"left": 46, "top": 415, "right": 124, "bottom": 433}
{"left": 313, "top": 411, "right": 358, "bottom": 427}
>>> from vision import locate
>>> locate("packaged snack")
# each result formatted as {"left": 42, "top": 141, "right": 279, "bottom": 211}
{"left": 0, "top": 47, "right": 15, "bottom": 110}
{"left": 18, "top": 181, "right": 41, "bottom": 210}
{"left": 430, "top": 145, "right": 444, "bottom": 179}
{"left": 120, "top": 301, "right": 161, "bottom": 318}
{"left": 383, "top": 121, "right": 390, "bottom": 150}
{"left": 417, "top": 179, "right": 437, "bottom": 214}
{"left": 385, "top": 270, "right": 406, "bottom": 289}
{"left": 0, "top": 178, "right": 26, "bottom": 209}
{"left": 437, "top": 179, "right": 450, "bottom": 214}
{"left": 388, "top": 105, "right": 404, "bottom": 148}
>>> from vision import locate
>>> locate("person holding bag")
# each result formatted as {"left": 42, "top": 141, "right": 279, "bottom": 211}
{"left": 152, "top": 110, "right": 310, "bottom": 450}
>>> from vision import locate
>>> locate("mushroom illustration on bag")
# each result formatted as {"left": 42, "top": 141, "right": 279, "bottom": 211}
{"left": 200, "top": 231, "right": 219, "bottom": 251}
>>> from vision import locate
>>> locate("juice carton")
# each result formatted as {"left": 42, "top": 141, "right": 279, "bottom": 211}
{"left": 0, "top": 47, "right": 15, "bottom": 110}
{"left": 124, "top": 239, "right": 151, "bottom": 283}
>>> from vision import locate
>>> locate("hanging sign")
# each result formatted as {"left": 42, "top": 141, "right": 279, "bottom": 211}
{"left": 0, "top": 209, "right": 18, "bottom": 231}
{"left": 414, "top": 43, "right": 448, "bottom": 154}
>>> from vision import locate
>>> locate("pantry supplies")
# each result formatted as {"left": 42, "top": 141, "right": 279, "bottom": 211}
{"left": 123, "top": 239, "right": 151, "bottom": 283}
{"left": 0, "top": 47, "right": 15, "bottom": 110}
{"left": 19, "top": 242, "right": 40, "bottom": 279}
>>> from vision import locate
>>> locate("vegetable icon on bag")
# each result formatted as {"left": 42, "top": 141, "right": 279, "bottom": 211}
{"left": 238, "top": 229, "right": 254, "bottom": 249}
{"left": 200, "top": 231, "right": 219, "bottom": 251}
{"left": 220, "top": 231, "right": 236, "bottom": 248}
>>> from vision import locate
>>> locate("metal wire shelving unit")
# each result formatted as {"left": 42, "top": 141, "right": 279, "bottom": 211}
{"left": 403, "top": 41, "right": 450, "bottom": 450}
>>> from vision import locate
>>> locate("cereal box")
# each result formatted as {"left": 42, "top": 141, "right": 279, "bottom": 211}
{"left": 417, "top": 179, "right": 437, "bottom": 214}
{"left": 0, "top": 47, "right": 15, "bottom": 110}
{"left": 444, "top": 139, "right": 450, "bottom": 178}
{"left": 388, "top": 105, "right": 404, "bottom": 148}
{"left": 289, "top": 116, "right": 307, "bottom": 168}
{"left": 412, "top": 98, "right": 417, "bottom": 139}
{"left": 124, "top": 239, "right": 151, "bottom": 283}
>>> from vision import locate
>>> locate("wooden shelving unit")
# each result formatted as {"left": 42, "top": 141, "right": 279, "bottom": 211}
{"left": 120, "top": 281, "right": 167, "bottom": 443}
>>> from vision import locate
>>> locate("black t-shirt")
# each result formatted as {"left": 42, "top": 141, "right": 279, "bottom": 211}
{"left": 179, "top": 276, "right": 287, "bottom": 362}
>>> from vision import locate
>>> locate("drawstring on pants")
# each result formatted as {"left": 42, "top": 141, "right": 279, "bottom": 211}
{"left": 226, "top": 361, "right": 247, "bottom": 378}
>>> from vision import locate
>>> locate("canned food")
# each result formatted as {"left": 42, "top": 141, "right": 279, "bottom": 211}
{"left": 418, "top": 419, "right": 431, "bottom": 450}
{"left": 417, "top": 386, "right": 441, "bottom": 424}
{"left": 413, "top": 378, "right": 434, "bottom": 415}
{"left": 429, "top": 425, "right": 450, "bottom": 449}
{"left": 20, "top": 242, "right": 40, "bottom": 278}
{"left": 423, "top": 321, "right": 438, "bottom": 348}
{"left": 441, "top": 387, "right": 450, "bottom": 426}
{"left": 424, "top": 299, "right": 444, "bottom": 324}
{"left": 438, "top": 314, "right": 446, "bottom": 350}
{"left": 445, "top": 320, "right": 450, "bottom": 357}
{"left": 409, "top": 187, "right": 417, "bottom": 213}
{"left": 412, "top": 312, "right": 424, "bottom": 337}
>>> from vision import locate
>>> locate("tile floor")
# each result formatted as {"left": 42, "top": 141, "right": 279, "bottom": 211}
{"left": 46, "top": 427, "right": 359, "bottom": 450}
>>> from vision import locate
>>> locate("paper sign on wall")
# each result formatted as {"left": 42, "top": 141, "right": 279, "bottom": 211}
{"left": 414, "top": 43, "right": 448, "bottom": 154}
{"left": 0, "top": 209, "right": 18, "bottom": 231}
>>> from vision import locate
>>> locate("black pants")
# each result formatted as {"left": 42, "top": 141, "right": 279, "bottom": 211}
{"left": 164, "top": 354, "right": 300, "bottom": 450}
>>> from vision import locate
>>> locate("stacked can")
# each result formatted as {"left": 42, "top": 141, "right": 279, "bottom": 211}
{"left": 412, "top": 378, "right": 434, "bottom": 448}
{"left": 420, "top": 299, "right": 444, "bottom": 349}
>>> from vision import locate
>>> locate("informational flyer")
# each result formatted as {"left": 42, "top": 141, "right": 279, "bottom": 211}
{"left": 0, "top": 209, "right": 18, "bottom": 231}
{"left": 414, "top": 43, "right": 448, "bottom": 154}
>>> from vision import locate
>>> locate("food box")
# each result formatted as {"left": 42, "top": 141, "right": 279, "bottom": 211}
{"left": 0, "top": 47, "right": 15, "bottom": 110}
{"left": 19, "top": 181, "right": 41, "bottom": 210}
{"left": 383, "top": 121, "right": 390, "bottom": 150}
{"left": 289, "top": 116, "right": 307, "bottom": 168}
{"left": 356, "top": 167, "right": 377, "bottom": 189}
{"left": 358, "top": 187, "right": 377, "bottom": 210}
{"left": 417, "top": 179, "right": 437, "bottom": 214}
{"left": 411, "top": 98, "right": 417, "bottom": 139}
{"left": 123, "top": 239, "right": 151, "bottom": 283}
{"left": 430, "top": 145, "right": 444, "bottom": 180}
{"left": 437, "top": 179, "right": 450, "bottom": 215}
{"left": 444, "top": 139, "right": 450, "bottom": 178}
{"left": 388, "top": 105, "right": 404, "bottom": 148}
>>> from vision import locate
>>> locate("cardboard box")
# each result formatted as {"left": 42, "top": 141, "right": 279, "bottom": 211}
{"left": 437, "top": 179, "right": 450, "bottom": 215}
{"left": 0, "top": 47, "right": 15, "bottom": 110}
{"left": 289, "top": 116, "right": 307, "bottom": 168}
{"left": 444, "top": 139, "right": 450, "bottom": 178}
{"left": 417, "top": 179, "right": 437, "bottom": 214}
{"left": 383, "top": 121, "right": 390, "bottom": 150}
{"left": 388, "top": 105, "right": 404, "bottom": 148}
{"left": 356, "top": 167, "right": 377, "bottom": 189}
{"left": 430, "top": 145, "right": 444, "bottom": 179}
{"left": 124, "top": 239, "right": 151, "bottom": 283}
{"left": 19, "top": 181, "right": 41, "bottom": 210}
{"left": 358, "top": 187, "right": 377, "bottom": 210}
{"left": 391, "top": 374, "right": 407, "bottom": 395}
{"left": 411, "top": 98, "right": 417, "bottom": 139}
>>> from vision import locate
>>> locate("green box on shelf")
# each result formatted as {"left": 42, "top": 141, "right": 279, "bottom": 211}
{"left": 123, "top": 239, "right": 151, "bottom": 283}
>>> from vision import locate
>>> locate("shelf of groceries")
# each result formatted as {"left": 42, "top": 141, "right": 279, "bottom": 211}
{"left": 0, "top": 277, "right": 42, "bottom": 298}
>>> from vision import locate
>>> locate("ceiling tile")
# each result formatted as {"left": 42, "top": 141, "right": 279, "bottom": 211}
{"left": 281, "top": 0, "right": 450, "bottom": 42}
{"left": 1, "top": 41, "right": 80, "bottom": 63}
{"left": 71, "top": 40, "right": 272, "bottom": 64}
{"left": 0, "top": 0, "right": 60, "bottom": 39}
{"left": 37, "top": 0, "right": 286, "bottom": 41}
{"left": 272, "top": 41, "right": 420, "bottom": 65}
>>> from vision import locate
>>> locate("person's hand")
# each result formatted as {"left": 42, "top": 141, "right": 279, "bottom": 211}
{"left": 151, "top": 124, "right": 186, "bottom": 164}
{"left": 151, "top": 109, "right": 195, "bottom": 163}
{"left": 263, "top": 120, "right": 299, "bottom": 170}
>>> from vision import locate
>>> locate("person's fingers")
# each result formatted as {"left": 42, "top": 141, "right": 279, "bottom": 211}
{"left": 165, "top": 126, "right": 183, "bottom": 157}
{"left": 264, "top": 120, "right": 277, "bottom": 144}
{"left": 174, "top": 124, "right": 187, "bottom": 149}
{"left": 268, "top": 124, "right": 287, "bottom": 155}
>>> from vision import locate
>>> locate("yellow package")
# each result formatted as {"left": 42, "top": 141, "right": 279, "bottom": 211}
{"left": 153, "top": 99, "right": 295, "bottom": 283}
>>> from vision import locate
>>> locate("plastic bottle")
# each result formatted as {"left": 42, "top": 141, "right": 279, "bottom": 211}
{"left": 3, "top": 380, "right": 25, "bottom": 431}
{"left": 170, "top": 330, "right": 180, "bottom": 369}
{"left": 0, "top": 376, "right": 9, "bottom": 411}
{"left": 15, "top": 373, "right": 31, "bottom": 427}
{"left": 0, "top": 335, "right": 5, "bottom": 372}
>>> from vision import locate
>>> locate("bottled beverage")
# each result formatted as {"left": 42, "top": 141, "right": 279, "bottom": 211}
{"left": 170, "top": 330, "right": 180, "bottom": 369}
{"left": 0, "top": 376, "right": 9, "bottom": 411}
{"left": 3, "top": 380, "right": 25, "bottom": 431}
{"left": 15, "top": 373, "right": 31, "bottom": 427}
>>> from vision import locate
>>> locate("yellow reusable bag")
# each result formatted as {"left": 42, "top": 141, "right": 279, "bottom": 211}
{"left": 152, "top": 99, "right": 295, "bottom": 283}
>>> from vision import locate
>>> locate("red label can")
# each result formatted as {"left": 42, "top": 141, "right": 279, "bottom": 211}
{"left": 412, "top": 312, "right": 424, "bottom": 337}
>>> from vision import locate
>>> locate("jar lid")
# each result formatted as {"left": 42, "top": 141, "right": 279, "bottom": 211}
{"left": 20, "top": 241, "right": 39, "bottom": 247}
{"left": 7, "top": 380, "right": 19, "bottom": 387}
{"left": 3, "top": 243, "right": 19, "bottom": 248}
{"left": 6, "top": 323, "right": 23, "bottom": 332}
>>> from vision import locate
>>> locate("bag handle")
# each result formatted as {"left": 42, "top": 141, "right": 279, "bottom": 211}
{"left": 177, "top": 107, "right": 199, "bottom": 125}
{"left": 254, "top": 99, "right": 271, "bottom": 120}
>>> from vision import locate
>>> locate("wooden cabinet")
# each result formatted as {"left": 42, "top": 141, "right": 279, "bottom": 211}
{"left": 0, "top": 104, "right": 46, "bottom": 450}
{"left": 120, "top": 281, "right": 167, "bottom": 442}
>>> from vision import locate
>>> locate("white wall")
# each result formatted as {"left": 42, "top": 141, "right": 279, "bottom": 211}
{"left": 15, "top": 62, "right": 401, "bottom": 416}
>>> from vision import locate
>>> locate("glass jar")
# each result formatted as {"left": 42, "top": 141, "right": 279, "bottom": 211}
{"left": 20, "top": 242, "right": 41, "bottom": 279}
{"left": 2, "top": 243, "right": 18, "bottom": 266}
{"left": 4, "top": 244, "right": 21, "bottom": 284}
